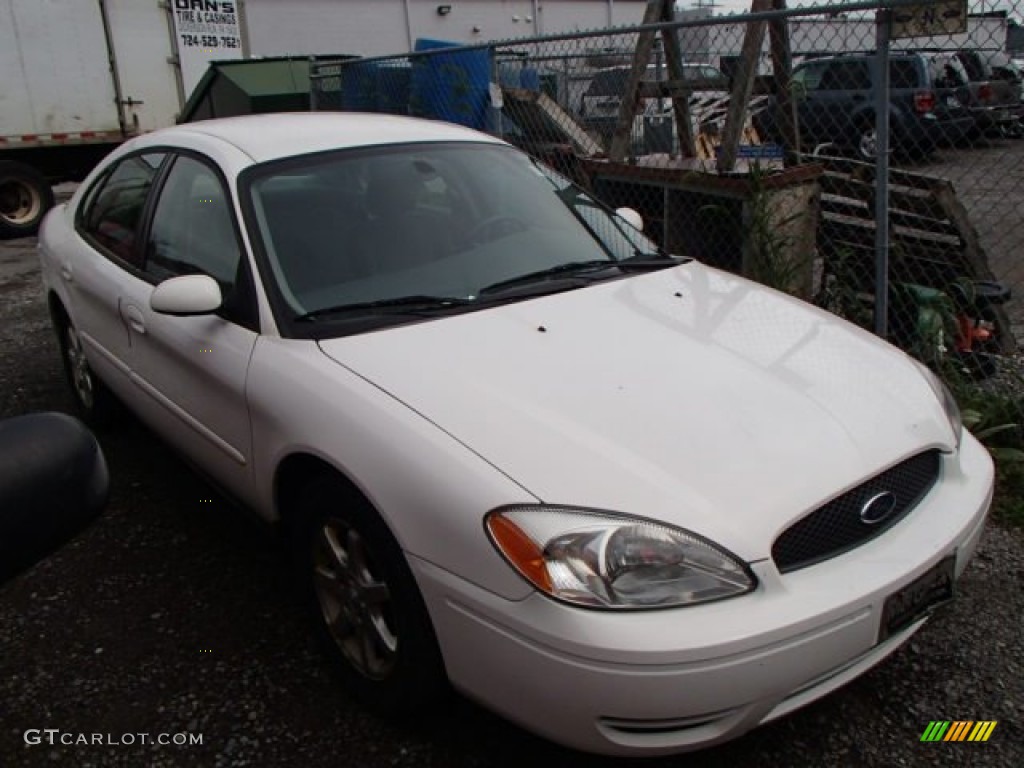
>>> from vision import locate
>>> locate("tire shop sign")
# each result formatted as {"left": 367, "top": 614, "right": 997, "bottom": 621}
{"left": 170, "top": 0, "right": 243, "bottom": 96}
{"left": 890, "top": 1, "right": 968, "bottom": 39}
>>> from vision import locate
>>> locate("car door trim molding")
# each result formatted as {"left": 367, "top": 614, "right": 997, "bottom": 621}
{"left": 81, "top": 328, "right": 131, "bottom": 377}
{"left": 128, "top": 369, "right": 247, "bottom": 466}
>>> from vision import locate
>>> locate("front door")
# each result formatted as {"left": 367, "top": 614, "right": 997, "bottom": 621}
{"left": 119, "top": 152, "right": 259, "bottom": 503}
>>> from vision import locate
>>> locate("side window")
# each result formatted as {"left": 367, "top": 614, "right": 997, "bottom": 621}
{"left": 820, "top": 62, "right": 870, "bottom": 91}
{"left": 890, "top": 60, "right": 922, "bottom": 89}
{"left": 145, "top": 156, "right": 240, "bottom": 288}
{"left": 793, "top": 62, "right": 826, "bottom": 91}
{"left": 80, "top": 153, "right": 165, "bottom": 266}
{"left": 145, "top": 155, "right": 252, "bottom": 327}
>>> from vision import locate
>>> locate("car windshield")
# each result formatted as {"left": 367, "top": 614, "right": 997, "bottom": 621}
{"left": 243, "top": 142, "right": 670, "bottom": 333}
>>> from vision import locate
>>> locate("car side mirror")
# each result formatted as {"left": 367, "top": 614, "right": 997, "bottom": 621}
{"left": 0, "top": 412, "right": 109, "bottom": 585}
{"left": 150, "top": 274, "right": 222, "bottom": 316}
{"left": 616, "top": 207, "right": 644, "bottom": 232}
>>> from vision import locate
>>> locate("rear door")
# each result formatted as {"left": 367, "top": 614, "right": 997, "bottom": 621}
{"left": 102, "top": 0, "right": 184, "bottom": 132}
{"left": 68, "top": 152, "right": 167, "bottom": 399}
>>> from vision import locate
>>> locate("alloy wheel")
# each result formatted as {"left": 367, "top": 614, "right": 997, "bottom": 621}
{"left": 312, "top": 517, "right": 398, "bottom": 680}
{"left": 65, "top": 324, "right": 95, "bottom": 410}
{"left": 858, "top": 127, "right": 879, "bottom": 160}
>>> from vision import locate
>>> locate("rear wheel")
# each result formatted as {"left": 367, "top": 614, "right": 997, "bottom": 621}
{"left": 293, "top": 475, "right": 448, "bottom": 715}
{"left": 0, "top": 161, "right": 54, "bottom": 238}
{"left": 56, "top": 314, "right": 117, "bottom": 428}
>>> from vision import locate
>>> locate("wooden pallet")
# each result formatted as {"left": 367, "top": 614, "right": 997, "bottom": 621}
{"left": 810, "top": 154, "right": 1016, "bottom": 352}
{"left": 501, "top": 87, "right": 603, "bottom": 157}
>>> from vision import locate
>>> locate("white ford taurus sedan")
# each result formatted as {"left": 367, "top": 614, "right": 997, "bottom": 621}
{"left": 38, "top": 113, "right": 992, "bottom": 756}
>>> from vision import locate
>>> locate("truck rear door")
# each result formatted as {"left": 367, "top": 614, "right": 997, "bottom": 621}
{"left": 102, "top": 0, "right": 183, "bottom": 133}
{"left": 0, "top": 0, "right": 122, "bottom": 139}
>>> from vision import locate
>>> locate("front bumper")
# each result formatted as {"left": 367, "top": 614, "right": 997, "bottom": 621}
{"left": 412, "top": 435, "right": 993, "bottom": 756}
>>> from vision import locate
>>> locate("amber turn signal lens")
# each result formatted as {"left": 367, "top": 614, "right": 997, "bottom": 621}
{"left": 486, "top": 514, "right": 553, "bottom": 593}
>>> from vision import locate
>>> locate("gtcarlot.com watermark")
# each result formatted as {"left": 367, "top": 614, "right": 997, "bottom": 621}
{"left": 24, "top": 729, "right": 203, "bottom": 747}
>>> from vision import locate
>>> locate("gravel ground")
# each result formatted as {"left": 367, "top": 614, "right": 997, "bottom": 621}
{"left": 2, "top": 200, "right": 1023, "bottom": 767}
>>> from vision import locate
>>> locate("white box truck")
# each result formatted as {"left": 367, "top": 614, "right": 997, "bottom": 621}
{"left": 0, "top": 0, "right": 243, "bottom": 236}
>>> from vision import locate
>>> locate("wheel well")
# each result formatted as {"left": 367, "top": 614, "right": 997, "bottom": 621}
{"left": 855, "top": 111, "right": 876, "bottom": 128}
{"left": 274, "top": 454, "right": 375, "bottom": 540}
{"left": 48, "top": 292, "right": 69, "bottom": 331}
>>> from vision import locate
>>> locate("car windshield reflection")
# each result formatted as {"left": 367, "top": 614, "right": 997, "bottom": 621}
{"left": 244, "top": 143, "right": 671, "bottom": 333}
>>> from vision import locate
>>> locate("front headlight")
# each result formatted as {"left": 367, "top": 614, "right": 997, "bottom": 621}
{"left": 911, "top": 359, "right": 963, "bottom": 450}
{"left": 485, "top": 506, "right": 756, "bottom": 610}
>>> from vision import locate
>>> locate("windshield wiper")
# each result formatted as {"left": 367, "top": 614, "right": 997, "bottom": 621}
{"left": 295, "top": 294, "right": 474, "bottom": 322}
{"left": 478, "top": 254, "right": 685, "bottom": 297}
{"left": 477, "top": 260, "right": 619, "bottom": 296}
{"left": 623, "top": 250, "right": 689, "bottom": 265}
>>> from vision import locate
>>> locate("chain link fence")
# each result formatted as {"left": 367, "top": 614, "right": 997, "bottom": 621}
{"left": 309, "top": 1, "right": 1024, "bottom": 506}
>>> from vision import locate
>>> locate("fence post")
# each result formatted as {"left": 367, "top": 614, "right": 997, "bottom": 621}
{"left": 717, "top": 0, "right": 771, "bottom": 173}
{"left": 873, "top": 9, "right": 891, "bottom": 338}
{"left": 768, "top": 0, "right": 799, "bottom": 164}
{"left": 309, "top": 56, "right": 318, "bottom": 112}
{"left": 489, "top": 45, "right": 503, "bottom": 138}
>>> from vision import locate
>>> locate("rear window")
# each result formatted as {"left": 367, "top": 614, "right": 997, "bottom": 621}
{"left": 586, "top": 66, "right": 665, "bottom": 97}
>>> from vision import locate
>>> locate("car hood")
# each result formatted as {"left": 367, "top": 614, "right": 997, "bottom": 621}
{"left": 318, "top": 264, "right": 953, "bottom": 561}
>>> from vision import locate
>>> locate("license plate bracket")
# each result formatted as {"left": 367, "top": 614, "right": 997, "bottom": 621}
{"left": 879, "top": 555, "right": 956, "bottom": 642}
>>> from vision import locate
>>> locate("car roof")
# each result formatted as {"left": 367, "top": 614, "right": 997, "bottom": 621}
{"left": 134, "top": 113, "right": 504, "bottom": 164}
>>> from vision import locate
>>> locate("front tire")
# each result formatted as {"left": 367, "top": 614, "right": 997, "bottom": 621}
{"left": 294, "top": 476, "right": 448, "bottom": 715}
{"left": 0, "top": 161, "right": 55, "bottom": 238}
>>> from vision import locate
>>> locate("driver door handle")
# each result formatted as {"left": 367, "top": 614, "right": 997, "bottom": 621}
{"left": 122, "top": 304, "right": 146, "bottom": 335}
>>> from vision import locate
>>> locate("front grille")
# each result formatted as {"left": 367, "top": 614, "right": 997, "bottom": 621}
{"left": 772, "top": 450, "right": 942, "bottom": 573}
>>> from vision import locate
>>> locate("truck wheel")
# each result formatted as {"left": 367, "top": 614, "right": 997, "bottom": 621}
{"left": 0, "top": 161, "right": 55, "bottom": 238}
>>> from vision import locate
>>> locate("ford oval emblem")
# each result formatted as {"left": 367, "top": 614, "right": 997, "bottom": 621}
{"left": 860, "top": 491, "right": 898, "bottom": 525}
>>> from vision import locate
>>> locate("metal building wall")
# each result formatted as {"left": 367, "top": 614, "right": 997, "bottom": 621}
{"left": 241, "top": 0, "right": 647, "bottom": 57}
